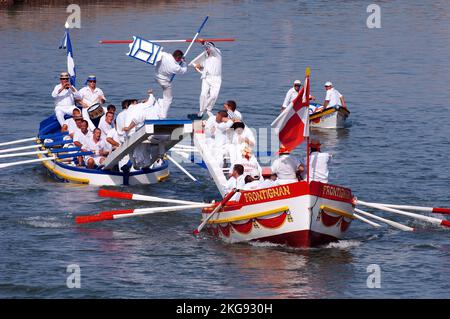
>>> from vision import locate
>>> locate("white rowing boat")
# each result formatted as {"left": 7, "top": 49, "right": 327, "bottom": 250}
{"left": 309, "top": 104, "right": 350, "bottom": 129}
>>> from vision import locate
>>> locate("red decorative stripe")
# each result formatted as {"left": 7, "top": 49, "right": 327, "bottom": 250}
{"left": 320, "top": 210, "right": 342, "bottom": 227}
{"left": 256, "top": 212, "right": 287, "bottom": 229}
{"left": 340, "top": 218, "right": 352, "bottom": 232}
{"left": 218, "top": 224, "right": 231, "bottom": 237}
{"left": 231, "top": 220, "right": 253, "bottom": 234}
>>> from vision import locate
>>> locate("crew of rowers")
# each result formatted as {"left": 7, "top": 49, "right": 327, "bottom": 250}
{"left": 281, "top": 79, "right": 347, "bottom": 113}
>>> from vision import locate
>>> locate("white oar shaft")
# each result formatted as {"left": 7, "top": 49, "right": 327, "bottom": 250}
{"left": 357, "top": 200, "right": 449, "bottom": 227}
{"left": 173, "top": 144, "right": 196, "bottom": 149}
{"left": 355, "top": 208, "right": 414, "bottom": 231}
{"left": 171, "top": 150, "right": 190, "bottom": 160}
{"left": 166, "top": 154, "right": 197, "bottom": 182}
{"left": 0, "top": 137, "right": 37, "bottom": 147}
{"left": 0, "top": 150, "right": 48, "bottom": 159}
{"left": 374, "top": 203, "right": 432, "bottom": 212}
{"left": 353, "top": 213, "right": 382, "bottom": 228}
{"left": 113, "top": 203, "right": 211, "bottom": 219}
{"left": 0, "top": 156, "right": 55, "bottom": 169}
{"left": 132, "top": 194, "right": 203, "bottom": 205}
{"left": 0, "top": 144, "right": 41, "bottom": 154}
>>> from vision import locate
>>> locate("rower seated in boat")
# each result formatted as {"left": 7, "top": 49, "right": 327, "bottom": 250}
{"left": 322, "top": 81, "right": 346, "bottom": 110}
{"left": 223, "top": 164, "right": 245, "bottom": 196}
{"left": 232, "top": 146, "right": 262, "bottom": 179}
{"left": 226, "top": 121, "right": 256, "bottom": 164}
{"left": 257, "top": 168, "right": 277, "bottom": 189}
{"left": 304, "top": 139, "right": 331, "bottom": 184}
{"left": 72, "top": 120, "right": 92, "bottom": 166}
{"left": 84, "top": 128, "right": 110, "bottom": 169}
{"left": 271, "top": 146, "right": 305, "bottom": 185}
{"left": 61, "top": 108, "right": 83, "bottom": 138}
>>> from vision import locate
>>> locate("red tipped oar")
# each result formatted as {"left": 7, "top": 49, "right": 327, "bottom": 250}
{"left": 368, "top": 203, "right": 450, "bottom": 215}
{"left": 357, "top": 200, "right": 450, "bottom": 228}
{"left": 193, "top": 189, "right": 238, "bottom": 235}
{"left": 99, "top": 38, "right": 235, "bottom": 44}
{"left": 98, "top": 189, "right": 201, "bottom": 205}
{"left": 76, "top": 203, "right": 211, "bottom": 224}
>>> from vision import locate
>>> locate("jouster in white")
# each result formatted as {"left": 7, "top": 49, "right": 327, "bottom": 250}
{"left": 194, "top": 42, "right": 222, "bottom": 116}
{"left": 154, "top": 51, "right": 187, "bottom": 118}
{"left": 52, "top": 72, "right": 81, "bottom": 126}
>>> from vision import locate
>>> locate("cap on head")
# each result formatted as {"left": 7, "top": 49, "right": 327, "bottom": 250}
{"left": 262, "top": 167, "right": 272, "bottom": 177}
{"left": 85, "top": 75, "right": 96, "bottom": 85}
{"left": 324, "top": 81, "right": 333, "bottom": 87}
{"left": 60, "top": 72, "right": 70, "bottom": 79}
{"left": 294, "top": 80, "right": 302, "bottom": 85}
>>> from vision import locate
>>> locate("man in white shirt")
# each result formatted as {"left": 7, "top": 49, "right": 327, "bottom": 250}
{"left": 322, "top": 81, "right": 347, "bottom": 109}
{"left": 281, "top": 80, "right": 302, "bottom": 112}
{"left": 154, "top": 50, "right": 187, "bottom": 118}
{"left": 224, "top": 100, "right": 243, "bottom": 121}
{"left": 72, "top": 120, "right": 92, "bottom": 166}
{"left": 106, "top": 125, "right": 121, "bottom": 152}
{"left": 306, "top": 139, "right": 332, "bottom": 183}
{"left": 98, "top": 111, "right": 115, "bottom": 136}
{"left": 61, "top": 108, "right": 82, "bottom": 138}
{"left": 85, "top": 128, "right": 110, "bottom": 168}
{"left": 115, "top": 99, "right": 131, "bottom": 144}
{"left": 227, "top": 121, "right": 256, "bottom": 164}
{"left": 223, "top": 164, "right": 246, "bottom": 195}
{"left": 204, "top": 110, "right": 233, "bottom": 146}
{"left": 52, "top": 72, "right": 81, "bottom": 126}
{"left": 77, "top": 75, "right": 107, "bottom": 130}
{"left": 233, "top": 147, "right": 262, "bottom": 179}
{"left": 124, "top": 91, "right": 163, "bottom": 135}
{"left": 194, "top": 41, "right": 222, "bottom": 117}
{"left": 271, "top": 147, "right": 305, "bottom": 185}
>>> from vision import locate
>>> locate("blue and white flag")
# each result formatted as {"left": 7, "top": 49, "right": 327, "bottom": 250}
{"left": 127, "top": 36, "right": 163, "bottom": 65}
{"left": 59, "top": 28, "right": 76, "bottom": 86}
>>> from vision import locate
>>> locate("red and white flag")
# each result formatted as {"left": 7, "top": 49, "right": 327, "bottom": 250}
{"left": 271, "top": 68, "right": 310, "bottom": 152}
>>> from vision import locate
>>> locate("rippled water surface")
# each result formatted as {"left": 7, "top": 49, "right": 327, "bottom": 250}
{"left": 0, "top": 0, "right": 449, "bottom": 298}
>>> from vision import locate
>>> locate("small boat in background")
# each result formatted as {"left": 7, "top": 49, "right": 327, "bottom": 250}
{"left": 309, "top": 103, "right": 350, "bottom": 129}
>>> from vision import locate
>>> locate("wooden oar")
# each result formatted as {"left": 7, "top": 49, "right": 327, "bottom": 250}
{"left": 357, "top": 200, "right": 450, "bottom": 228}
{"left": 98, "top": 189, "right": 203, "bottom": 205}
{"left": 75, "top": 203, "right": 211, "bottom": 224}
{"left": 0, "top": 150, "right": 48, "bottom": 159}
{"left": 166, "top": 154, "right": 197, "bottom": 182}
{"left": 99, "top": 38, "right": 235, "bottom": 44}
{"left": 367, "top": 202, "right": 450, "bottom": 215}
{"left": 355, "top": 208, "right": 414, "bottom": 231}
{"left": 0, "top": 156, "right": 56, "bottom": 169}
{"left": 193, "top": 189, "right": 238, "bottom": 235}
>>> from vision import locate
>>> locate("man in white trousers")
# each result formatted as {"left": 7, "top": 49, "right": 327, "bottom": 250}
{"left": 154, "top": 49, "right": 187, "bottom": 119}
{"left": 194, "top": 41, "right": 222, "bottom": 117}
{"left": 52, "top": 72, "right": 81, "bottom": 126}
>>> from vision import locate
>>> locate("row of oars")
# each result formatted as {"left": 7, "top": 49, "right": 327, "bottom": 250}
{"left": 354, "top": 199, "right": 450, "bottom": 231}
{"left": 0, "top": 132, "right": 93, "bottom": 168}
{"left": 75, "top": 189, "right": 238, "bottom": 235}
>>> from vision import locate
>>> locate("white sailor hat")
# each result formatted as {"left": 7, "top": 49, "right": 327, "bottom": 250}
{"left": 294, "top": 80, "right": 302, "bottom": 85}
{"left": 59, "top": 72, "right": 70, "bottom": 79}
{"left": 324, "top": 81, "right": 333, "bottom": 87}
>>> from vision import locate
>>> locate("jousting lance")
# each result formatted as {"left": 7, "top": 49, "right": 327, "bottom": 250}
{"left": 99, "top": 38, "right": 235, "bottom": 44}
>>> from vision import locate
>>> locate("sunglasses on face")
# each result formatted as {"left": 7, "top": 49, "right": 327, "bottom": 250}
{"left": 88, "top": 80, "right": 96, "bottom": 83}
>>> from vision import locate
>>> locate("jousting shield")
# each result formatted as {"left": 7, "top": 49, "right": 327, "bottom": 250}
{"left": 127, "top": 36, "right": 163, "bottom": 65}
